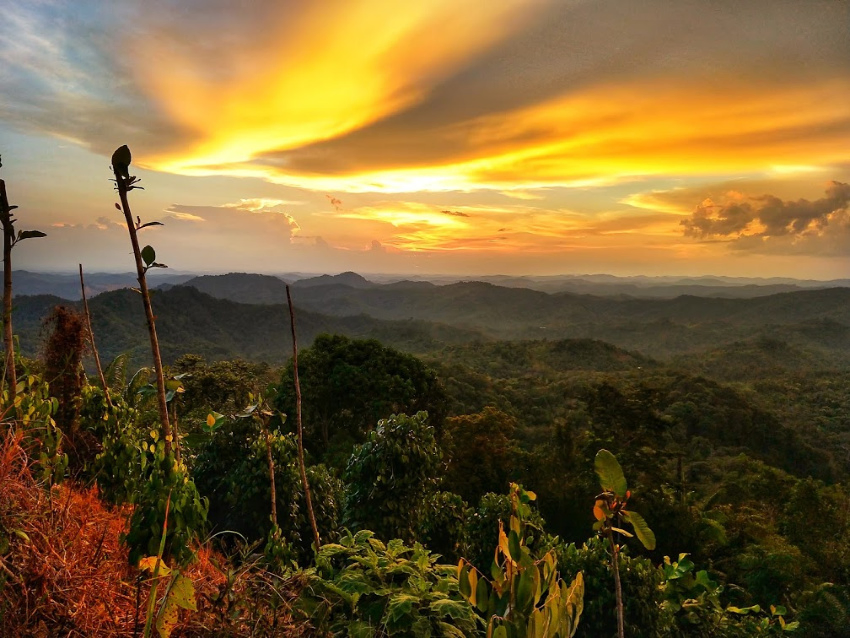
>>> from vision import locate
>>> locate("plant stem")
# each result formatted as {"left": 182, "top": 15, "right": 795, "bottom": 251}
{"left": 0, "top": 179, "right": 16, "bottom": 396}
{"left": 262, "top": 413, "right": 278, "bottom": 528}
{"left": 144, "top": 491, "right": 171, "bottom": 638}
{"left": 608, "top": 527, "right": 625, "bottom": 638}
{"left": 114, "top": 171, "right": 171, "bottom": 453}
{"left": 286, "top": 284, "right": 320, "bottom": 550}
{"left": 79, "top": 264, "right": 111, "bottom": 407}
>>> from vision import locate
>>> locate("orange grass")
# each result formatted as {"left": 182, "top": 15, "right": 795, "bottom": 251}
{"left": 0, "top": 428, "right": 308, "bottom": 636}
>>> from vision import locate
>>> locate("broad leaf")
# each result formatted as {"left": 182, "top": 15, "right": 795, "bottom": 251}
{"left": 623, "top": 510, "right": 656, "bottom": 550}
{"left": 594, "top": 449, "right": 628, "bottom": 498}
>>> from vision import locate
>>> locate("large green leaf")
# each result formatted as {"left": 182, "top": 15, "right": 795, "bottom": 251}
{"left": 594, "top": 449, "right": 628, "bottom": 498}
{"left": 623, "top": 510, "right": 656, "bottom": 550}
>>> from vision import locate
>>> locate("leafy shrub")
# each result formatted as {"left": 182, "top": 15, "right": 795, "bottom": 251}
{"left": 194, "top": 418, "right": 343, "bottom": 561}
{"left": 556, "top": 538, "right": 669, "bottom": 638}
{"left": 298, "top": 529, "right": 481, "bottom": 637}
{"left": 462, "top": 490, "right": 546, "bottom": 574}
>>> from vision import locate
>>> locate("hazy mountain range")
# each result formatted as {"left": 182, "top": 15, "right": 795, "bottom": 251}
{"left": 13, "top": 271, "right": 850, "bottom": 369}
{"left": 14, "top": 270, "right": 850, "bottom": 301}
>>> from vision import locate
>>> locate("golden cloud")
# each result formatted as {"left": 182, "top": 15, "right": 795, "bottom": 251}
{"left": 137, "top": 0, "right": 532, "bottom": 175}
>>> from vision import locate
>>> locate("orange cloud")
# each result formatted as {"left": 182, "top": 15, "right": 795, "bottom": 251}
{"left": 137, "top": 0, "right": 532, "bottom": 174}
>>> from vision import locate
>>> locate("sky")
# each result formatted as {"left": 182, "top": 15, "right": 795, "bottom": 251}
{"left": 0, "top": 0, "right": 848, "bottom": 279}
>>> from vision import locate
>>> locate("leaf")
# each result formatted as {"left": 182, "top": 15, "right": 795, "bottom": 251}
{"left": 508, "top": 529, "right": 522, "bottom": 562}
{"left": 593, "top": 499, "right": 608, "bottom": 521}
{"left": 517, "top": 569, "right": 534, "bottom": 612}
{"left": 155, "top": 574, "right": 195, "bottom": 638}
{"left": 141, "top": 245, "right": 156, "bottom": 266}
{"left": 235, "top": 404, "right": 258, "bottom": 418}
{"left": 429, "top": 598, "right": 469, "bottom": 620}
{"left": 138, "top": 556, "right": 171, "bottom": 576}
{"left": 16, "top": 230, "right": 46, "bottom": 241}
{"left": 622, "top": 510, "right": 656, "bottom": 550}
{"left": 169, "top": 574, "right": 197, "bottom": 611}
{"left": 458, "top": 562, "right": 471, "bottom": 599}
{"left": 475, "top": 575, "right": 489, "bottom": 612}
{"left": 139, "top": 221, "right": 164, "bottom": 230}
{"left": 594, "top": 449, "right": 628, "bottom": 498}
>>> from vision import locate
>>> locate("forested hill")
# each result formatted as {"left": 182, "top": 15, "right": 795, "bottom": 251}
{"left": 12, "top": 286, "right": 482, "bottom": 365}
{"left": 182, "top": 273, "right": 850, "bottom": 327}
{"left": 178, "top": 275, "right": 850, "bottom": 361}
{"left": 13, "top": 282, "right": 850, "bottom": 369}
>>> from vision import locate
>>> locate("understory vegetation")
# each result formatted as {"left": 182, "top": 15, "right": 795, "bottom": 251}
{"left": 4, "top": 322, "right": 846, "bottom": 635}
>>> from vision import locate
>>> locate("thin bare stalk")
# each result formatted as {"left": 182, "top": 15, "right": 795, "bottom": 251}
{"left": 286, "top": 284, "right": 320, "bottom": 550}
{"left": 262, "top": 415, "right": 278, "bottom": 528}
{"left": 0, "top": 179, "right": 16, "bottom": 396}
{"left": 171, "top": 400, "right": 181, "bottom": 464}
{"left": 607, "top": 528, "right": 625, "bottom": 638}
{"left": 79, "top": 264, "right": 111, "bottom": 407}
{"left": 113, "top": 164, "right": 171, "bottom": 452}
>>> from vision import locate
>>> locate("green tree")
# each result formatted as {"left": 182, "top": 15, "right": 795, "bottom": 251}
{"left": 443, "top": 407, "right": 520, "bottom": 505}
{"left": 275, "top": 334, "right": 446, "bottom": 464}
{"left": 343, "top": 412, "right": 441, "bottom": 542}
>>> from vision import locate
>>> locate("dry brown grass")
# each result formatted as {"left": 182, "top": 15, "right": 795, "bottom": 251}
{"left": 0, "top": 428, "right": 310, "bottom": 637}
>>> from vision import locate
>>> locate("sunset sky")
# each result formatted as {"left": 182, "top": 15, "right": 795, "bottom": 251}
{"left": 1, "top": 0, "right": 848, "bottom": 278}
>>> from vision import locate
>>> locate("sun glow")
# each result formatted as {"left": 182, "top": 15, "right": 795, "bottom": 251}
{"left": 138, "top": 0, "right": 531, "bottom": 174}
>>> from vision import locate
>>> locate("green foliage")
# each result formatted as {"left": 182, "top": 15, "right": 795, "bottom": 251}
{"left": 417, "top": 491, "right": 469, "bottom": 564}
{"left": 456, "top": 484, "right": 584, "bottom": 637}
{"left": 123, "top": 445, "right": 207, "bottom": 565}
{"left": 555, "top": 539, "right": 668, "bottom": 637}
{"left": 299, "top": 529, "right": 481, "bottom": 637}
{"left": 442, "top": 407, "right": 520, "bottom": 505}
{"left": 343, "top": 412, "right": 440, "bottom": 543}
{"left": 462, "top": 491, "right": 547, "bottom": 575}
{"left": 660, "top": 554, "right": 799, "bottom": 636}
{"left": 593, "top": 449, "right": 656, "bottom": 551}
{"left": 4, "top": 372, "right": 67, "bottom": 485}
{"left": 80, "top": 378, "right": 207, "bottom": 564}
{"left": 276, "top": 334, "right": 447, "bottom": 464}
{"left": 193, "top": 419, "right": 342, "bottom": 561}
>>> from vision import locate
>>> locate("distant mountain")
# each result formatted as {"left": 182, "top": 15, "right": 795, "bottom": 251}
{"left": 13, "top": 270, "right": 193, "bottom": 300}
{"left": 16, "top": 269, "right": 848, "bottom": 301}
{"left": 181, "top": 273, "right": 289, "bottom": 305}
{"left": 13, "top": 279, "right": 849, "bottom": 370}
{"left": 292, "top": 271, "right": 375, "bottom": 289}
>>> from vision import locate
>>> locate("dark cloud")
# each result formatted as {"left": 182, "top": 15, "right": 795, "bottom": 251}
{"left": 681, "top": 181, "right": 850, "bottom": 256}
{"left": 682, "top": 181, "right": 850, "bottom": 238}
{"left": 441, "top": 210, "right": 470, "bottom": 217}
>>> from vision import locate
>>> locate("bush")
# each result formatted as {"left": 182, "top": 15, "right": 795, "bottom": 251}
{"left": 297, "top": 529, "right": 481, "bottom": 636}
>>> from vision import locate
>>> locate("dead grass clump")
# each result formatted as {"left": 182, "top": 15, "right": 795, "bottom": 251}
{"left": 0, "top": 428, "right": 310, "bottom": 636}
